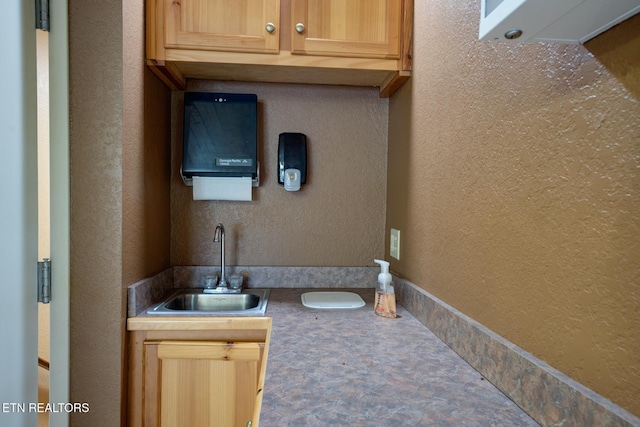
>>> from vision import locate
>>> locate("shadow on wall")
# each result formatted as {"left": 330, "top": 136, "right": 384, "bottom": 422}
{"left": 585, "top": 14, "right": 640, "bottom": 99}
{"left": 387, "top": 79, "right": 413, "bottom": 268}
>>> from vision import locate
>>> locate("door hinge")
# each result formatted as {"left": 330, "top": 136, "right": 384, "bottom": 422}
{"left": 35, "top": 0, "right": 50, "bottom": 31}
{"left": 37, "top": 258, "right": 51, "bottom": 304}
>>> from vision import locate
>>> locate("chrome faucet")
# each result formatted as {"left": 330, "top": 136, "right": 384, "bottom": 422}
{"left": 204, "top": 223, "right": 241, "bottom": 294}
{"left": 213, "top": 223, "right": 228, "bottom": 288}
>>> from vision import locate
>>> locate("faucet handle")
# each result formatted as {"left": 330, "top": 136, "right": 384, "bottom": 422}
{"left": 204, "top": 275, "right": 218, "bottom": 289}
{"left": 229, "top": 274, "right": 244, "bottom": 290}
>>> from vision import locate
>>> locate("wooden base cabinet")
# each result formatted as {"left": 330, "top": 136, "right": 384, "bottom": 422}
{"left": 128, "top": 317, "right": 272, "bottom": 427}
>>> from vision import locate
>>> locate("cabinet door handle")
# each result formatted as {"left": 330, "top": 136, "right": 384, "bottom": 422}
{"left": 265, "top": 22, "right": 276, "bottom": 33}
{"left": 295, "top": 23, "right": 305, "bottom": 34}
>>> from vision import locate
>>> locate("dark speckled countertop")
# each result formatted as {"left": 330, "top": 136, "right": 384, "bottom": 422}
{"left": 260, "top": 288, "right": 539, "bottom": 427}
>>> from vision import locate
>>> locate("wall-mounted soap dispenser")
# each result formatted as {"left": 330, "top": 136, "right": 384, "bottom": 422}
{"left": 278, "top": 133, "right": 307, "bottom": 192}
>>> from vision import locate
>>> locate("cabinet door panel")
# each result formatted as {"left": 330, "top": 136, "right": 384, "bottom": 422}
{"left": 164, "top": 0, "right": 280, "bottom": 53}
{"left": 291, "top": 0, "right": 401, "bottom": 58}
{"left": 145, "top": 341, "right": 263, "bottom": 427}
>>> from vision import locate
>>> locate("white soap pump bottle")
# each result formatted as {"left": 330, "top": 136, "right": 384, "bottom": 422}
{"left": 374, "top": 259, "right": 396, "bottom": 318}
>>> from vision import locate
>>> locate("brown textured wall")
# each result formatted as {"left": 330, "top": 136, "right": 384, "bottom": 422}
{"left": 171, "top": 81, "right": 388, "bottom": 267}
{"left": 69, "top": 0, "right": 124, "bottom": 424}
{"left": 70, "top": 0, "right": 170, "bottom": 424}
{"left": 142, "top": 67, "right": 172, "bottom": 274}
{"left": 122, "top": 33, "right": 172, "bottom": 283}
{"left": 387, "top": 1, "right": 640, "bottom": 416}
{"left": 122, "top": 0, "right": 145, "bottom": 285}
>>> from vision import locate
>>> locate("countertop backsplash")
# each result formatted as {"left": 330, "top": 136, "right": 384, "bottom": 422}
{"left": 127, "top": 268, "right": 174, "bottom": 317}
{"left": 173, "top": 265, "right": 378, "bottom": 289}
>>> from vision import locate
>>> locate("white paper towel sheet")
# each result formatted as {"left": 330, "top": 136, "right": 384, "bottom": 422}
{"left": 192, "top": 176, "right": 253, "bottom": 201}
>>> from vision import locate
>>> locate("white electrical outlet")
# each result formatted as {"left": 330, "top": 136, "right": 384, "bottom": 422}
{"left": 390, "top": 228, "right": 400, "bottom": 260}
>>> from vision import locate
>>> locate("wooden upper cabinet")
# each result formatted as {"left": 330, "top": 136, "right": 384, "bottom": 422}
{"left": 145, "top": 0, "right": 412, "bottom": 96}
{"left": 150, "top": 0, "right": 281, "bottom": 56}
{"left": 291, "top": 0, "right": 401, "bottom": 59}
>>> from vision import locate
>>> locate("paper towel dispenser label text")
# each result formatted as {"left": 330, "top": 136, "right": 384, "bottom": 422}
{"left": 216, "top": 158, "right": 254, "bottom": 167}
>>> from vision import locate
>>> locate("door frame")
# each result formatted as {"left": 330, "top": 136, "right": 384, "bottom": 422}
{"left": 48, "top": 0, "right": 71, "bottom": 425}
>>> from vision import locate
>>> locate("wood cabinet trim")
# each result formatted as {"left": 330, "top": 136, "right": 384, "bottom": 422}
{"left": 157, "top": 341, "right": 263, "bottom": 361}
{"left": 401, "top": 0, "right": 413, "bottom": 71}
{"left": 127, "top": 316, "right": 271, "bottom": 331}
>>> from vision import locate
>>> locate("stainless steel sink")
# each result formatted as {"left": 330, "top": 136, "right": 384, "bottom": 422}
{"left": 146, "top": 289, "right": 269, "bottom": 316}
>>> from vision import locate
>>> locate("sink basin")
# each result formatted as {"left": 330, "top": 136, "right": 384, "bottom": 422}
{"left": 166, "top": 293, "right": 259, "bottom": 311}
{"left": 146, "top": 289, "right": 269, "bottom": 316}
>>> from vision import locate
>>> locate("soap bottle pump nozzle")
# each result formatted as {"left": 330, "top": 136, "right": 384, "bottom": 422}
{"left": 374, "top": 259, "right": 392, "bottom": 284}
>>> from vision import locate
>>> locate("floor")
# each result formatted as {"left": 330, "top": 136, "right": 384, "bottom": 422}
{"left": 38, "top": 366, "right": 48, "bottom": 427}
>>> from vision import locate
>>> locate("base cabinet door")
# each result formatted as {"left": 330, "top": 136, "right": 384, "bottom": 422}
{"left": 144, "top": 341, "right": 263, "bottom": 427}
{"left": 127, "top": 317, "right": 272, "bottom": 427}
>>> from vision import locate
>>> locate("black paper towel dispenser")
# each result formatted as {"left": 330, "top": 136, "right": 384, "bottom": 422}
{"left": 181, "top": 92, "right": 259, "bottom": 186}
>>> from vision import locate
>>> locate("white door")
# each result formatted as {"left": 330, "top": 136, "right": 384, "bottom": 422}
{"left": 0, "top": 1, "right": 40, "bottom": 426}
{"left": 0, "top": 1, "right": 70, "bottom": 426}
